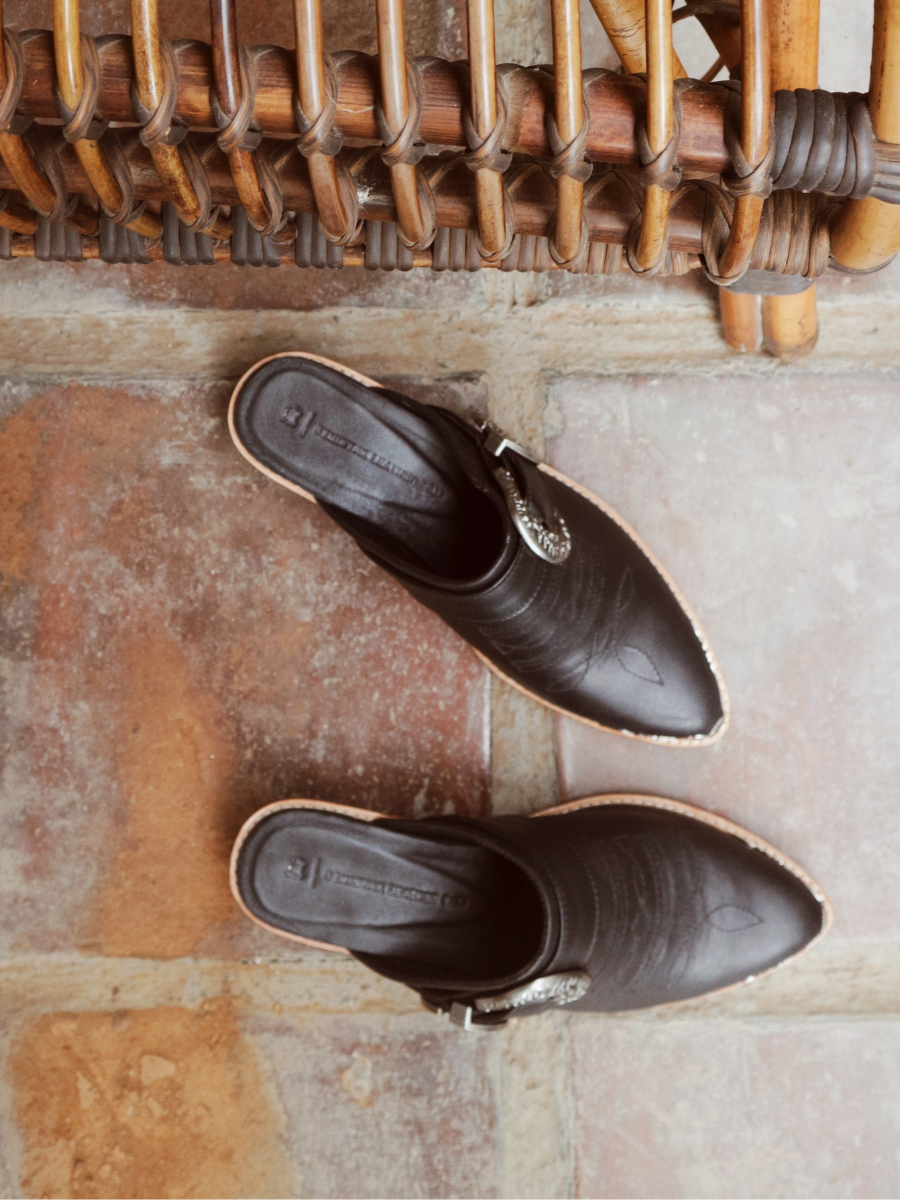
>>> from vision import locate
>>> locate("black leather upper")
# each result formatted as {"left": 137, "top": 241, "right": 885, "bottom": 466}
{"left": 359, "top": 445, "right": 724, "bottom": 739}
{"left": 232, "top": 356, "right": 727, "bottom": 739}
{"left": 355, "top": 803, "right": 826, "bottom": 1019}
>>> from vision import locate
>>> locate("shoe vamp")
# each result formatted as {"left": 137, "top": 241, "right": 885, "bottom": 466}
{"left": 464, "top": 480, "right": 717, "bottom": 733}
{"left": 572, "top": 830, "right": 808, "bottom": 1012}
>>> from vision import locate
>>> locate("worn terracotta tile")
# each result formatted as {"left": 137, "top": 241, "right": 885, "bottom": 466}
{"left": 8, "top": 998, "right": 297, "bottom": 1199}
{"left": 0, "top": 257, "right": 500, "bottom": 314}
{"left": 569, "top": 1017, "right": 900, "bottom": 1199}
{"left": 245, "top": 1013, "right": 500, "bottom": 1198}
{"left": 549, "top": 373, "right": 900, "bottom": 944}
{"left": 0, "top": 254, "right": 717, "bottom": 317}
{"left": 0, "top": 377, "right": 489, "bottom": 958}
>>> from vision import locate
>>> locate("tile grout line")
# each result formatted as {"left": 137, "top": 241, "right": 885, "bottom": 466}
{"left": 5, "top": 299, "right": 900, "bottom": 382}
{"left": 494, "top": 1013, "right": 576, "bottom": 1200}
{"left": 0, "top": 947, "right": 899, "bottom": 1016}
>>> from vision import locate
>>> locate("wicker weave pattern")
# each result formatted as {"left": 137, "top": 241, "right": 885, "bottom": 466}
{"left": 0, "top": 0, "right": 896, "bottom": 282}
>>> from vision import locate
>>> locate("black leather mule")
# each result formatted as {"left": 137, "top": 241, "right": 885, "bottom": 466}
{"left": 231, "top": 796, "right": 830, "bottom": 1026}
{"left": 229, "top": 352, "right": 729, "bottom": 743}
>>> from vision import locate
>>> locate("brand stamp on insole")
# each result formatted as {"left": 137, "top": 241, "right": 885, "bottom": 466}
{"left": 279, "top": 405, "right": 446, "bottom": 500}
{"left": 284, "top": 857, "right": 468, "bottom": 908}
{"left": 280, "top": 405, "right": 316, "bottom": 436}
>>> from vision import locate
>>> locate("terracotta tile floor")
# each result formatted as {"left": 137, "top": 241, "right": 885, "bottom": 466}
{"left": 1, "top": 377, "right": 490, "bottom": 961}
{"left": 550, "top": 372, "right": 900, "bottom": 944}
{"left": 4, "top": 310, "right": 900, "bottom": 1200}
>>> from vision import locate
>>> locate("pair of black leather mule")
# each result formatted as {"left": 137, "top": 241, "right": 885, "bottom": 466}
{"left": 227, "top": 353, "right": 830, "bottom": 1028}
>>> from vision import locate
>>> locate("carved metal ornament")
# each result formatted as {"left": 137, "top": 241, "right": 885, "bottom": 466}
{"left": 474, "top": 970, "right": 591, "bottom": 1013}
{"left": 493, "top": 466, "right": 572, "bottom": 565}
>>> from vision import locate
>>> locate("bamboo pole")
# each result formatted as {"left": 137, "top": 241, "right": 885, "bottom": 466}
{"left": 294, "top": 0, "right": 356, "bottom": 242}
{"left": 130, "top": 0, "right": 230, "bottom": 236}
{"left": 0, "top": 32, "right": 799, "bottom": 177}
{"left": 634, "top": 0, "right": 674, "bottom": 270}
{"left": 376, "top": 0, "right": 431, "bottom": 248}
{"left": 830, "top": 0, "right": 900, "bottom": 271}
{"left": 53, "top": 0, "right": 160, "bottom": 236}
{"left": 467, "top": 0, "right": 508, "bottom": 260}
{"left": 761, "top": 0, "right": 819, "bottom": 360}
{"left": 714, "top": 0, "right": 770, "bottom": 281}
{"left": 762, "top": 287, "right": 818, "bottom": 357}
{"left": 210, "top": 0, "right": 276, "bottom": 232}
{"left": 719, "top": 290, "right": 762, "bottom": 352}
{"left": 586, "top": 0, "right": 686, "bottom": 76}
{"left": 550, "top": 0, "right": 587, "bottom": 265}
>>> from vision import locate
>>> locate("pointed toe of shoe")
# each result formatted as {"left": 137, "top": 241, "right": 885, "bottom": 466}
{"left": 661, "top": 823, "right": 828, "bottom": 1005}
{"left": 572, "top": 579, "right": 728, "bottom": 742}
{"left": 698, "top": 841, "right": 827, "bottom": 987}
{"left": 562, "top": 804, "right": 828, "bottom": 1013}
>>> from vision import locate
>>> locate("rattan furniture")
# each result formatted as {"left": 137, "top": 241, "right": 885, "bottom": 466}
{"left": 1, "top": 0, "right": 899, "bottom": 359}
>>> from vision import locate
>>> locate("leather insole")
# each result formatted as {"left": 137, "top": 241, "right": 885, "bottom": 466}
{"left": 232, "top": 357, "right": 501, "bottom": 577}
{"left": 236, "top": 810, "right": 543, "bottom": 977}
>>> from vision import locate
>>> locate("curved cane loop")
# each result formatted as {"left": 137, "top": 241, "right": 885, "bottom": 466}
{"left": 132, "top": 39, "right": 185, "bottom": 146}
{"left": 462, "top": 66, "right": 513, "bottom": 175}
{"left": 376, "top": 60, "right": 428, "bottom": 167}
{"left": 629, "top": 0, "right": 676, "bottom": 273}
{"left": 212, "top": 44, "right": 263, "bottom": 152}
{"left": 546, "top": 0, "right": 591, "bottom": 267}
{"left": 130, "top": 1, "right": 229, "bottom": 238}
{"left": 0, "top": 28, "right": 50, "bottom": 212}
{"left": 692, "top": 174, "right": 831, "bottom": 283}
{"left": 101, "top": 135, "right": 149, "bottom": 226}
{"left": 463, "top": 0, "right": 515, "bottom": 262}
{"left": 374, "top": 2, "right": 437, "bottom": 253}
{"left": 0, "top": 27, "right": 94, "bottom": 229}
{"left": 25, "top": 128, "right": 76, "bottom": 223}
{"left": 223, "top": 47, "right": 285, "bottom": 236}
{"left": 0, "top": 30, "right": 31, "bottom": 136}
{"left": 696, "top": 177, "right": 737, "bottom": 280}
{"left": 53, "top": 8, "right": 158, "bottom": 236}
{"left": 544, "top": 94, "right": 590, "bottom": 266}
{"left": 177, "top": 136, "right": 221, "bottom": 230}
{"left": 295, "top": 55, "right": 342, "bottom": 157}
{"left": 547, "top": 72, "right": 624, "bottom": 270}
{"left": 711, "top": 0, "right": 772, "bottom": 282}
{"left": 720, "top": 83, "right": 774, "bottom": 197}
{"left": 545, "top": 95, "right": 591, "bottom": 181}
{"left": 56, "top": 36, "right": 108, "bottom": 143}
{"left": 638, "top": 77, "right": 694, "bottom": 189}
{"left": 210, "top": 0, "right": 283, "bottom": 238}
{"left": 293, "top": 0, "right": 361, "bottom": 247}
